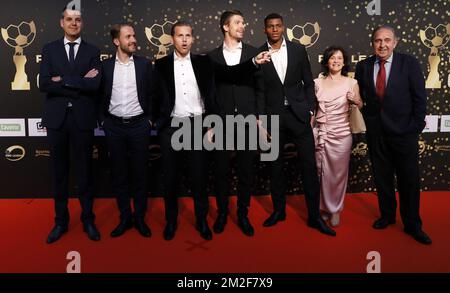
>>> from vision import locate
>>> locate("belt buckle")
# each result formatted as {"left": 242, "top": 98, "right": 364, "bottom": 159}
{"left": 122, "top": 117, "right": 131, "bottom": 124}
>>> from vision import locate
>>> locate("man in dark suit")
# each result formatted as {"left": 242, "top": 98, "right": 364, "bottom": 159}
{"left": 258, "top": 13, "right": 335, "bottom": 236}
{"left": 40, "top": 7, "right": 101, "bottom": 243}
{"left": 355, "top": 25, "right": 431, "bottom": 245}
{"left": 207, "top": 10, "right": 265, "bottom": 237}
{"left": 99, "top": 23, "right": 153, "bottom": 238}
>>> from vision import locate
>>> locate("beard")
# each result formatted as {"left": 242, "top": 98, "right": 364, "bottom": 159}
{"left": 120, "top": 42, "right": 136, "bottom": 54}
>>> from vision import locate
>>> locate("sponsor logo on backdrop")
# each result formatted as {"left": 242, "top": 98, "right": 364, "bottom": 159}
{"left": 419, "top": 24, "right": 450, "bottom": 89}
{"left": 435, "top": 145, "right": 450, "bottom": 152}
{"left": 418, "top": 140, "right": 434, "bottom": 155}
{"left": 5, "top": 145, "right": 25, "bottom": 161}
{"left": 287, "top": 21, "right": 320, "bottom": 48}
{"left": 35, "top": 149, "right": 50, "bottom": 157}
{"left": 1, "top": 21, "right": 36, "bottom": 90}
{"left": 418, "top": 140, "right": 426, "bottom": 155}
{"left": 28, "top": 118, "right": 47, "bottom": 136}
{"left": 145, "top": 21, "right": 175, "bottom": 59}
{"left": 423, "top": 115, "right": 439, "bottom": 133}
{"left": 0, "top": 119, "right": 26, "bottom": 136}
{"left": 440, "top": 115, "right": 450, "bottom": 132}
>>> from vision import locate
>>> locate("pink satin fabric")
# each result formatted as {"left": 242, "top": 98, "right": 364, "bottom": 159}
{"left": 313, "top": 76, "right": 356, "bottom": 213}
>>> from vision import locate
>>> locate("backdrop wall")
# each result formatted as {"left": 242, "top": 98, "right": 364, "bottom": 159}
{"left": 0, "top": 0, "right": 448, "bottom": 197}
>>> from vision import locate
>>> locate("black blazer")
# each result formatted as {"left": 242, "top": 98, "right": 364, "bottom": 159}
{"left": 355, "top": 52, "right": 427, "bottom": 136}
{"left": 208, "top": 43, "right": 264, "bottom": 117}
{"left": 152, "top": 52, "right": 216, "bottom": 130}
{"left": 99, "top": 54, "right": 154, "bottom": 123}
{"left": 259, "top": 40, "right": 316, "bottom": 123}
{"left": 39, "top": 38, "right": 101, "bottom": 130}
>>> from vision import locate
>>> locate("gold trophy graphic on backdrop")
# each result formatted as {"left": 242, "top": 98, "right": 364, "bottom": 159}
{"left": 287, "top": 21, "right": 320, "bottom": 48}
{"left": 419, "top": 24, "right": 449, "bottom": 89}
{"left": 1, "top": 21, "right": 36, "bottom": 90}
{"left": 145, "top": 20, "right": 174, "bottom": 59}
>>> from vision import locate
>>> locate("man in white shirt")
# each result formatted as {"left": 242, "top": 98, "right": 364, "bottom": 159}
{"left": 99, "top": 23, "right": 154, "bottom": 238}
{"left": 153, "top": 21, "right": 216, "bottom": 241}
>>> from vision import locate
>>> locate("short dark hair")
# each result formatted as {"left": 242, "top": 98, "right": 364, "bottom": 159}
{"left": 320, "top": 46, "right": 350, "bottom": 77}
{"left": 264, "top": 13, "right": 283, "bottom": 27}
{"left": 110, "top": 23, "right": 134, "bottom": 42}
{"left": 371, "top": 25, "right": 397, "bottom": 43}
{"left": 170, "top": 20, "right": 193, "bottom": 36}
{"left": 219, "top": 10, "right": 244, "bottom": 35}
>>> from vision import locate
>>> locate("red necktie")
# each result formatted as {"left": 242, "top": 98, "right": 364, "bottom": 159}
{"left": 376, "top": 59, "right": 386, "bottom": 100}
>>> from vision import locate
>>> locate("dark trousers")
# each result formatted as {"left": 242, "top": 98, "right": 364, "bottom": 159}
{"left": 269, "top": 107, "right": 320, "bottom": 220}
{"left": 366, "top": 131, "right": 422, "bottom": 232}
{"left": 103, "top": 116, "right": 150, "bottom": 221}
{"left": 47, "top": 109, "right": 95, "bottom": 227}
{"left": 160, "top": 118, "right": 209, "bottom": 224}
{"left": 214, "top": 123, "right": 257, "bottom": 217}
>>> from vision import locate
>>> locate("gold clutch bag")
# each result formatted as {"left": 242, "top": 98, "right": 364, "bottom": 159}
{"left": 349, "top": 105, "right": 366, "bottom": 134}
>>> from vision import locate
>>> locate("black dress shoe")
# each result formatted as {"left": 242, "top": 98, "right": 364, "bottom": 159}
{"left": 263, "top": 211, "right": 286, "bottom": 227}
{"left": 83, "top": 223, "right": 101, "bottom": 241}
{"left": 110, "top": 219, "right": 133, "bottom": 238}
{"left": 196, "top": 220, "right": 213, "bottom": 240}
{"left": 238, "top": 216, "right": 254, "bottom": 237}
{"left": 163, "top": 222, "right": 177, "bottom": 241}
{"left": 213, "top": 213, "right": 227, "bottom": 234}
{"left": 372, "top": 218, "right": 396, "bottom": 230}
{"left": 135, "top": 219, "right": 151, "bottom": 237}
{"left": 46, "top": 225, "right": 68, "bottom": 244}
{"left": 404, "top": 228, "right": 432, "bottom": 245}
{"left": 307, "top": 218, "right": 336, "bottom": 236}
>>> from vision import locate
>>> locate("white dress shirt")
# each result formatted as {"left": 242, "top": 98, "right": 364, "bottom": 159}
{"left": 267, "top": 38, "right": 288, "bottom": 84}
{"left": 222, "top": 41, "right": 242, "bottom": 66}
{"left": 63, "top": 36, "right": 81, "bottom": 61}
{"left": 171, "top": 52, "right": 204, "bottom": 118}
{"left": 109, "top": 54, "right": 143, "bottom": 117}
{"left": 268, "top": 38, "right": 290, "bottom": 106}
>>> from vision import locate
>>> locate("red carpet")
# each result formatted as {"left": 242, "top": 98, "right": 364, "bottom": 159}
{"left": 0, "top": 192, "right": 449, "bottom": 273}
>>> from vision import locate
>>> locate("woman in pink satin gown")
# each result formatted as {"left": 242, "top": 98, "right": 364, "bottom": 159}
{"left": 313, "top": 46, "right": 362, "bottom": 227}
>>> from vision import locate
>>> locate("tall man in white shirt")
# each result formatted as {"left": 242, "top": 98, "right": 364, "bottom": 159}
{"left": 99, "top": 23, "right": 154, "bottom": 238}
{"left": 258, "top": 13, "right": 336, "bottom": 236}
